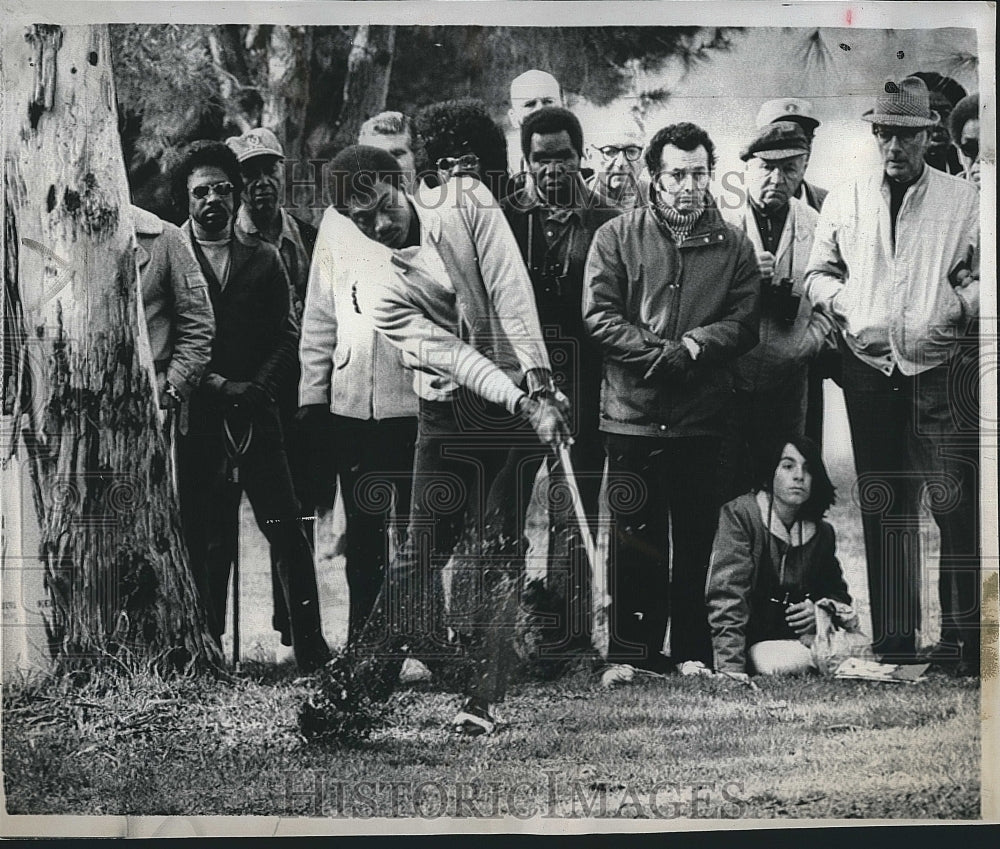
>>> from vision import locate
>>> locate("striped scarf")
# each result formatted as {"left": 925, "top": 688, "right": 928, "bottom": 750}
{"left": 653, "top": 201, "right": 704, "bottom": 243}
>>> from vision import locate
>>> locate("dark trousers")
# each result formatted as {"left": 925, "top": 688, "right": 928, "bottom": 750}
{"left": 329, "top": 415, "right": 418, "bottom": 647}
{"left": 840, "top": 343, "right": 979, "bottom": 662}
{"left": 178, "top": 402, "right": 330, "bottom": 670}
{"left": 805, "top": 342, "right": 844, "bottom": 448}
{"left": 719, "top": 364, "right": 808, "bottom": 504}
{"left": 269, "top": 401, "right": 335, "bottom": 643}
{"left": 349, "top": 393, "right": 547, "bottom": 704}
{"left": 604, "top": 433, "right": 720, "bottom": 667}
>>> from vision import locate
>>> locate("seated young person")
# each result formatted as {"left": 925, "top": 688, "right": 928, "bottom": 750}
{"left": 706, "top": 436, "right": 854, "bottom": 679}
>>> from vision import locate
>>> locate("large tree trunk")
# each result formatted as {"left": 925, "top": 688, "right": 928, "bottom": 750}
{"left": 329, "top": 24, "right": 396, "bottom": 152}
{"left": 2, "top": 24, "right": 221, "bottom": 672}
{"left": 207, "top": 24, "right": 261, "bottom": 133}
{"left": 261, "top": 25, "right": 313, "bottom": 165}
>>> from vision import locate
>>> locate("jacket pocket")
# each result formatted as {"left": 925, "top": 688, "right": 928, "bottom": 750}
{"left": 184, "top": 272, "right": 207, "bottom": 290}
{"left": 334, "top": 344, "right": 352, "bottom": 369}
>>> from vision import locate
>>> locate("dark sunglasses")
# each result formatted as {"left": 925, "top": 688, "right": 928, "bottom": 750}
{"left": 190, "top": 181, "right": 235, "bottom": 199}
{"left": 436, "top": 154, "right": 480, "bottom": 173}
{"left": 959, "top": 138, "right": 979, "bottom": 160}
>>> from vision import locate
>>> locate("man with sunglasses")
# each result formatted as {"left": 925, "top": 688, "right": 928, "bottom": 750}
{"left": 950, "top": 92, "right": 981, "bottom": 185}
{"left": 501, "top": 107, "right": 621, "bottom": 665}
{"left": 583, "top": 122, "right": 760, "bottom": 673}
{"left": 173, "top": 140, "right": 331, "bottom": 673}
{"left": 805, "top": 77, "right": 981, "bottom": 675}
{"left": 586, "top": 123, "right": 648, "bottom": 211}
{"left": 226, "top": 128, "right": 324, "bottom": 655}
{"left": 415, "top": 98, "right": 510, "bottom": 200}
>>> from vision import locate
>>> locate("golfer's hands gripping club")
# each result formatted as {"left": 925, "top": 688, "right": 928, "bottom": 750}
{"left": 519, "top": 394, "right": 573, "bottom": 447}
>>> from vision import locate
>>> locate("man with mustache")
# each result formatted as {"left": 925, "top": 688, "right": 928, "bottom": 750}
{"left": 805, "top": 77, "right": 981, "bottom": 674}
{"left": 227, "top": 129, "right": 324, "bottom": 654}
{"left": 583, "top": 122, "right": 760, "bottom": 673}
{"left": 174, "top": 140, "right": 330, "bottom": 672}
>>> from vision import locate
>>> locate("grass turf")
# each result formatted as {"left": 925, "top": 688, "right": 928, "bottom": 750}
{"left": 3, "top": 386, "right": 978, "bottom": 821}
{"left": 2, "top": 664, "right": 980, "bottom": 820}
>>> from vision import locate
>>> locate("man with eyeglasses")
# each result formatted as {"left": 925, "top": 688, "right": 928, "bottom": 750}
{"left": 586, "top": 124, "right": 648, "bottom": 211}
{"left": 718, "top": 122, "right": 833, "bottom": 501}
{"left": 226, "top": 128, "right": 324, "bottom": 655}
{"left": 501, "top": 107, "right": 621, "bottom": 665}
{"left": 305, "top": 146, "right": 570, "bottom": 737}
{"left": 805, "top": 76, "right": 981, "bottom": 675}
{"left": 173, "top": 140, "right": 331, "bottom": 673}
{"left": 583, "top": 122, "right": 760, "bottom": 673}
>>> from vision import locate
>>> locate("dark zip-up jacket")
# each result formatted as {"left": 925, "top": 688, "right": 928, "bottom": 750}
{"left": 706, "top": 492, "right": 853, "bottom": 674}
{"left": 182, "top": 222, "right": 298, "bottom": 404}
{"left": 583, "top": 204, "right": 760, "bottom": 438}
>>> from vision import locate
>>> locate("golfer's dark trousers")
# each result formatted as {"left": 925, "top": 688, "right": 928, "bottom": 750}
{"left": 840, "top": 341, "right": 980, "bottom": 665}
{"left": 350, "top": 393, "right": 547, "bottom": 704}
{"left": 328, "top": 414, "right": 418, "bottom": 647}
{"left": 177, "top": 401, "right": 330, "bottom": 671}
{"left": 603, "top": 434, "right": 720, "bottom": 668}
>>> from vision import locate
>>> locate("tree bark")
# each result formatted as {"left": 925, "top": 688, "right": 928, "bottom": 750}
{"left": 2, "top": 24, "right": 222, "bottom": 673}
{"left": 331, "top": 24, "right": 396, "bottom": 151}
{"left": 207, "top": 24, "right": 261, "bottom": 133}
{"left": 261, "top": 25, "right": 313, "bottom": 165}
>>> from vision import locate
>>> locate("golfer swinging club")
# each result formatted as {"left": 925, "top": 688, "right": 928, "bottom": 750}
{"left": 301, "top": 147, "right": 573, "bottom": 737}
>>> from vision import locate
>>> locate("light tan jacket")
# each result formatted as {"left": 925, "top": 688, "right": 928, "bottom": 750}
{"left": 133, "top": 206, "right": 214, "bottom": 398}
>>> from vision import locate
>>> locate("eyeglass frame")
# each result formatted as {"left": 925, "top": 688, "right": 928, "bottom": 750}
{"left": 189, "top": 181, "right": 235, "bottom": 199}
{"left": 436, "top": 153, "right": 481, "bottom": 173}
{"left": 594, "top": 144, "right": 644, "bottom": 162}
{"left": 871, "top": 124, "right": 927, "bottom": 143}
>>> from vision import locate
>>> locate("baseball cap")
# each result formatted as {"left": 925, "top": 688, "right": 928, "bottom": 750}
{"left": 226, "top": 128, "right": 285, "bottom": 163}
{"left": 755, "top": 98, "right": 820, "bottom": 135}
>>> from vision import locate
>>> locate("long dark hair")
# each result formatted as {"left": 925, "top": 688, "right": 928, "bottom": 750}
{"left": 756, "top": 434, "right": 836, "bottom": 522}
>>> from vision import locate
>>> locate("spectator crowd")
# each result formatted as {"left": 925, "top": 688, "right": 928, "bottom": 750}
{"left": 136, "top": 67, "right": 982, "bottom": 737}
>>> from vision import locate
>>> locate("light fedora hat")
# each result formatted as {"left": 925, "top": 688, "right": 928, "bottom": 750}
{"left": 863, "top": 76, "right": 940, "bottom": 127}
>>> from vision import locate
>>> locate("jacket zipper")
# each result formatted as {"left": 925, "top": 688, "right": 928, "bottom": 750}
{"left": 664, "top": 237, "right": 683, "bottom": 341}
